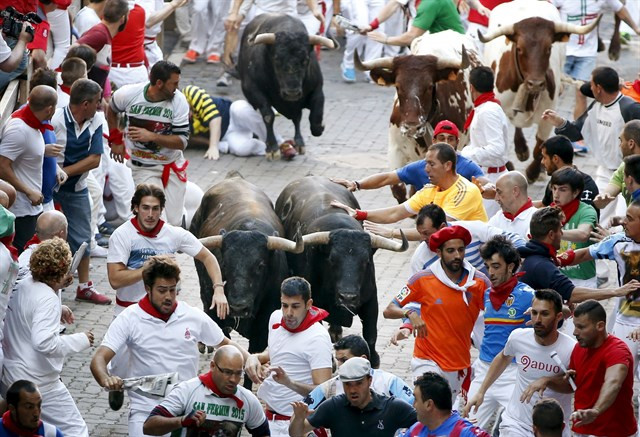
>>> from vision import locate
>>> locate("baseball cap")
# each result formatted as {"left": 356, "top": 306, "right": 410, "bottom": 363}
{"left": 433, "top": 120, "right": 460, "bottom": 139}
{"left": 338, "top": 357, "right": 371, "bottom": 382}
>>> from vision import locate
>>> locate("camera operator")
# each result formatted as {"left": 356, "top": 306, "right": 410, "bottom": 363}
{"left": 0, "top": 21, "right": 31, "bottom": 74}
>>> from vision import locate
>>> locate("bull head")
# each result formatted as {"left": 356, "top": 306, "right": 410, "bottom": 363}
{"left": 478, "top": 15, "right": 601, "bottom": 43}
{"left": 303, "top": 230, "right": 409, "bottom": 252}
{"left": 252, "top": 32, "right": 335, "bottom": 49}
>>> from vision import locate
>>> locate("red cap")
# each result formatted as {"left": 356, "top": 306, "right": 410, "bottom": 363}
{"left": 433, "top": 120, "right": 460, "bottom": 139}
{"left": 428, "top": 225, "right": 472, "bottom": 252}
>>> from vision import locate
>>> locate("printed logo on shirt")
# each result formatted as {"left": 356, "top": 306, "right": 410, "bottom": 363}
{"left": 521, "top": 355, "right": 561, "bottom": 374}
{"left": 395, "top": 286, "right": 410, "bottom": 302}
{"left": 506, "top": 294, "right": 514, "bottom": 307}
{"left": 507, "top": 307, "right": 516, "bottom": 318}
{"left": 185, "top": 327, "right": 191, "bottom": 340}
{"left": 377, "top": 420, "right": 384, "bottom": 430}
{"left": 435, "top": 298, "right": 443, "bottom": 305}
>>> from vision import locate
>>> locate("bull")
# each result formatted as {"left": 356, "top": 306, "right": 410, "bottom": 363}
{"left": 479, "top": 0, "right": 600, "bottom": 181}
{"left": 354, "top": 30, "right": 482, "bottom": 203}
{"left": 275, "top": 176, "right": 408, "bottom": 368}
{"left": 190, "top": 174, "right": 303, "bottom": 357}
{"left": 237, "top": 13, "right": 334, "bottom": 160}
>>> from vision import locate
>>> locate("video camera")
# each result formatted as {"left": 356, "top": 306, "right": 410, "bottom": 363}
{"left": 0, "top": 7, "right": 41, "bottom": 41}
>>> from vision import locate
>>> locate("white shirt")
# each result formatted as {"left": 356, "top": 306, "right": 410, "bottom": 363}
{"left": 502, "top": 328, "right": 575, "bottom": 436}
{"left": 0, "top": 244, "right": 18, "bottom": 366}
{"left": 553, "top": 0, "right": 623, "bottom": 57}
{"left": 158, "top": 377, "right": 267, "bottom": 436}
{"left": 581, "top": 93, "right": 626, "bottom": 171}
{"left": 107, "top": 220, "right": 203, "bottom": 305}
{"left": 109, "top": 82, "right": 190, "bottom": 165}
{"left": 137, "top": 0, "right": 164, "bottom": 38}
{"left": 488, "top": 205, "right": 536, "bottom": 240}
{"left": 257, "top": 309, "right": 333, "bottom": 416}
{"left": 0, "top": 36, "right": 11, "bottom": 64}
{"left": 101, "top": 301, "right": 225, "bottom": 413}
{"left": 74, "top": 7, "right": 101, "bottom": 37}
{"left": 2, "top": 276, "right": 90, "bottom": 387}
{"left": 460, "top": 101, "right": 510, "bottom": 168}
{"left": 56, "top": 87, "right": 70, "bottom": 109}
{"left": 0, "top": 117, "right": 45, "bottom": 217}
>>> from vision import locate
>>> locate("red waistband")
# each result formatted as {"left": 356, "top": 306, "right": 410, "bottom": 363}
{"left": 265, "top": 410, "right": 291, "bottom": 421}
{"left": 116, "top": 297, "right": 138, "bottom": 307}
{"left": 487, "top": 165, "right": 507, "bottom": 174}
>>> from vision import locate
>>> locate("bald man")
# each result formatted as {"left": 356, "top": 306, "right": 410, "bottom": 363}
{"left": 0, "top": 85, "right": 58, "bottom": 252}
{"left": 488, "top": 172, "right": 536, "bottom": 239}
{"left": 144, "top": 345, "right": 270, "bottom": 436}
{"left": 19, "top": 210, "right": 68, "bottom": 274}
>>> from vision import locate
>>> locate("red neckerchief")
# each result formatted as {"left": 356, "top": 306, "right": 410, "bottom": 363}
{"left": 463, "top": 92, "right": 501, "bottom": 131}
{"left": 131, "top": 216, "right": 165, "bottom": 238}
{"left": 551, "top": 198, "right": 580, "bottom": 225}
{"left": 272, "top": 306, "right": 329, "bottom": 333}
{"left": 59, "top": 85, "right": 71, "bottom": 95}
{"left": 23, "top": 234, "right": 41, "bottom": 251}
{"left": 138, "top": 294, "right": 176, "bottom": 322}
{"left": 503, "top": 198, "right": 533, "bottom": 221}
{"left": 540, "top": 242, "right": 558, "bottom": 264}
{"left": 11, "top": 105, "right": 53, "bottom": 134}
{"left": 198, "top": 371, "right": 244, "bottom": 409}
{"left": 0, "top": 234, "right": 18, "bottom": 261}
{"left": 1, "top": 410, "right": 42, "bottom": 437}
{"left": 490, "top": 272, "right": 525, "bottom": 310}
{"left": 633, "top": 80, "right": 640, "bottom": 96}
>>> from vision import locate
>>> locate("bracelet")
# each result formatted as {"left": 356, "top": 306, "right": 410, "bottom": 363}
{"left": 369, "top": 18, "right": 380, "bottom": 30}
{"left": 213, "top": 282, "right": 226, "bottom": 289}
{"left": 403, "top": 308, "right": 416, "bottom": 318}
{"left": 354, "top": 209, "right": 368, "bottom": 221}
{"left": 354, "top": 180, "right": 361, "bottom": 191}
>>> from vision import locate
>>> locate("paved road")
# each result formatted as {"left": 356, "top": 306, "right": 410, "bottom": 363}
{"left": 58, "top": 21, "right": 640, "bottom": 435}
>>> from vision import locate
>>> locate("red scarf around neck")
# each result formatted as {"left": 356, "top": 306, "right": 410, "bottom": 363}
{"left": 540, "top": 241, "right": 558, "bottom": 263}
{"left": 138, "top": 294, "right": 176, "bottom": 322}
{"left": 272, "top": 306, "right": 329, "bottom": 333}
{"left": 23, "top": 234, "right": 41, "bottom": 251}
{"left": 463, "top": 92, "right": 501, "bottom": 131}
{"left": 198, "top": 371, "right": 244, "bottom": 409}
{"left": 551, "top": 198, "right": 580, "bottom": 225}
{"left": 0, "top": 234, "right": 18, "bottom": 261}
{"left": 59, "top": 84, "right": 71, "bottom": 95}
{"left": 503, "top": 198, "right": 533, "bottom": 221}
{"left": 11, "top": 105, "right": 53, "bottom": 134}
{"left": 490, "top": 272, "right": 525, "bottom": 310}
{"left": 131, "top": 216, "right": 165, "bottom": 238}
{"left": 1, "top": 410, "right": 42, "bottom": 437}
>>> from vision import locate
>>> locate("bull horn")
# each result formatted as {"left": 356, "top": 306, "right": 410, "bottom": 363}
{"left": 354, "top": 50, "right": 394, "bottom": 71}
{"left": 436, "top": 45, "right": 470, "bottom": 70}
{"left": 302, "top": 231, "right": 331, "bottom": 246}
{"left": 554, "top": 14, "right": 601, "bottom": 35}
{"left": 199, "top": 235, "right": 223, "bottom": 249}
{"left": 266, "top": 235, "right": 303, "bottom": 254}
{"left": 369, "top": 230, "right": 409, "bottom": 252}
{"left": 308, "top": 34, "right": 335, "bottom": 49}
{"left": 478, "top": 23, "right": 514, "bottom": 43}
{"left": 253, "top": 33, "right": 276, "bottom": 45}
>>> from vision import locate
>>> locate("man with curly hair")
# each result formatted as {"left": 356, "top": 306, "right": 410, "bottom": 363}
{"left": 1, "top": 237, "right": 94, "bottom": 437}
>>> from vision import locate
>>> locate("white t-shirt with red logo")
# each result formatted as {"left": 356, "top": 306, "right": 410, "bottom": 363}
{"left": 501, "top": 328, "right": 576, "bottom": 436}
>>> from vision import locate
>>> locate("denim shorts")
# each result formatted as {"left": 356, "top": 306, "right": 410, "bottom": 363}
{"left": 564, "top": 55, "right": 597, "bottom": 82}
{"left": 53, "top": 188, "right": 91, "bottom": 257}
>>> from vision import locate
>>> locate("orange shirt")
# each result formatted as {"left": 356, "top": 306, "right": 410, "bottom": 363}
{"left": 396, "top": 269, "right": 488, "bottom": 371}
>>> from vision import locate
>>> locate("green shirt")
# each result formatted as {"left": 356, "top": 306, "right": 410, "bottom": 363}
{"left": 412, "top": 0, "right": 465, "bottom": 34}
{"left": 611, "top": 162, "right": 631, "bottom": 205}
{"left": 560, "top": 202, "right": 597, "bottom": 281}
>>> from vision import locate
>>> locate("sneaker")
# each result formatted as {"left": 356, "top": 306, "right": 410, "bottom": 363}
{"left": 76, "top": 282, "right": 112, "bottom": 305}
{"left": 183, "top": 50, "right": 199, "bottom": 63}
{"left": 95, "top": 233, "right": 109, "bottom": 248}
{"left": 341, "top": 63, "right": 355, "bottom": 83}
{"left": 207, "top": 54, "right": 221, "bottom": 64}
{"left": 109, "top": 391, "right": 124, "bottom": 411}
{"left": 98, "top": 221, "right": 116, "bottom": 236}
{"left": 59, "top": 324, "right": 66, "bottom": 334}
{"left": 91, "top": 245, "right": 108, "bottom": 258}
{"left": 217, "top": 72, "right": 231, "bottom": 87}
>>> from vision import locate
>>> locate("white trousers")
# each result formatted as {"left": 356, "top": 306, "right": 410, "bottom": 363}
{"left": 40, "top": 380, "right": 89, "bottom": 437}
{"left": 109, "top": 65, "right": 149, "bottom": 89}
{"left": 103, "top": 157, "right": 135, "bottom": 225}
{"left": 144, "top": 41, "right": 164, "bottom": 68}
{"left": 467, "top": 359, "right": 516, "bottom": 430}
{"left": 411, "top": 357, "right": 468, "bottom": 407}
{"left": 129, "top": 408, "right": 169, "bottom": 437}
{"left": 299, "top": 11, "right": 322, "bottom": 35}
{"left": 128, "top": 160, "right": 187, "bottom": 226}
{"left": 219, "top": 100, "right": 269, "bottom": 157}
{"left": 46, "top": 9, "right": 71, "bottom": 69}
{"left": 267, "top": 418, "right": 291, "bottom": 437}
{"left": 189, "top": 0, "right": 231, "bottom": 56}
{"left": 341, "top": 0, "right": 385, "bottom": 69}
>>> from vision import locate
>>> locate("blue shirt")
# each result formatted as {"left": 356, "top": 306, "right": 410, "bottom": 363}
{"left": 396, "top": 154, "right": 484, "bottom": 190}
{"left": 399, "top": 411, "right": 490, "bottom": 437}
{"left": 480, "top": 281, "right": 534, "bottom": 363}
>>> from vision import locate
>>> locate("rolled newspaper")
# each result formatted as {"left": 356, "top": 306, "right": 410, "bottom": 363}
{"left": 549, "top": 351, "right": 576, "bottom": 391}
{"left": 105, "top": 372, "right": 179, "bottom": 399}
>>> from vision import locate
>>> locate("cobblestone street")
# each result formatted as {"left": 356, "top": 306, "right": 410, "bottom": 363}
{"left": 59, "top": 19, "right": 640, "bottom": 435}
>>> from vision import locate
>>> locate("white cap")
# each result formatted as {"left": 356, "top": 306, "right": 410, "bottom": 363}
{"left": 338, "top": 357, "right": 371, "bottom": 382}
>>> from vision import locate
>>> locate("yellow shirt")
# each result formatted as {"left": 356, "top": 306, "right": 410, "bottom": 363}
{"left": 404, "top": 175, "right": 488, "bottom": 221}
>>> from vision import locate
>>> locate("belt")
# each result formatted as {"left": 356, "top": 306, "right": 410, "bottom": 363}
{"left": 112, "top": 61, "right": 145, "bottom": 68}
{"left": 161, "top": 160, "right": 189, "bottom": 188}
{"left": 116, "top": 297, "right": 138, "bottom": 307}
{"left": 130, "top": 160, "right": 158, "bottom": 168}
{"left": 486, "top": 165, "right": 507, "bottom": 174}
{"left": 265, "top": 410, "right": 291, "bottom": 421}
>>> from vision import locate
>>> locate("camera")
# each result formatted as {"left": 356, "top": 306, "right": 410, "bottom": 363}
{"left": 0, "top": 7, "right": 41, "bottom": 41}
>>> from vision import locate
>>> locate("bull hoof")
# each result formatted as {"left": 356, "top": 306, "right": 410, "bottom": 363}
{"left": 296, "top": 145, "right": 306, "bottom": 155}
{"left": 266, "top": 150, "right": 281, "bottom": 161}
{"left": 328, "top": 325, "right": 343, "bottom": 343}
{"left": 608, "top": 43, "right": 621, "bottom": 61}
{"left": 516, "top": 148, "right": 530, "bottom": 162}
{"left": 505, "top": 161, "right": 515, "bottom": 171}
{"left": 198, "top": 342, "right": 206, "bottom": 354}
{"left": 597, "top": 37, "right": 605, "bottom": 52}
{"left": 525, "top": 160, "right": 542, "bottom": 183}
{"left": 370, "top": 351, "right": 380, "bottom": 369}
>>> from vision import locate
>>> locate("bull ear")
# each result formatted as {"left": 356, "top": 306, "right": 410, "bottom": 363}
{"left": 369, "top": 68, "right": 395, "bottom": 87}
{"left": 554, "top": 32, "right": 571, "bottom": 43}
{"left": 435, "top": 68, "right": 459, "bottom": 83}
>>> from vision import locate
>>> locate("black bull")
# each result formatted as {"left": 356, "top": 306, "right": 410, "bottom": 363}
{"left": 237, "top": 13, "right": 334, "bottom": 159}
{"left": 189, "top": 175, "right": 303, "bottom": 355}
{"left": 275, "top": 176, "right": 408, "bottom": 368}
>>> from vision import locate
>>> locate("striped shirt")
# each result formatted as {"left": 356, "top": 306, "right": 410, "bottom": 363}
{"left": 182, "top": 85, "right": 231, "bottom": 138}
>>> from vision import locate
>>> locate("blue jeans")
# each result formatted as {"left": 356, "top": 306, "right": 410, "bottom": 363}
{"left": 563, "top": 55, "right": 596, "bottom": 82}
{"left": 0, "top": 37, "right": 28, "bottom": 91}
{"left": 53, "top": 188, "right": 91, "bottom": 257}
